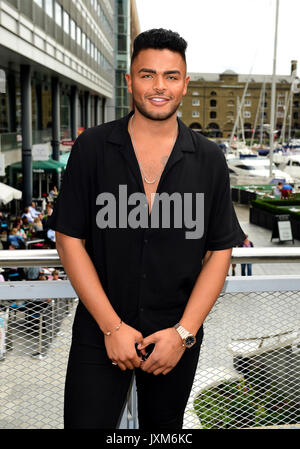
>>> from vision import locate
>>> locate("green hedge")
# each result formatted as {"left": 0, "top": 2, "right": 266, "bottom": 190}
{"left": 251, "top": 198, "right": 300, "bottom": 221}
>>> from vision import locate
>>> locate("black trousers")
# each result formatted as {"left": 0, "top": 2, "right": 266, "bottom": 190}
{"left": 64, "top": 336, "right": 202, "bottom": 429}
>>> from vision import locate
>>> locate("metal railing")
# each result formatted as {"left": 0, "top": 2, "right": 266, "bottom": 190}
{"left": 0, "top": 248, "right": 299, "bottom": 429}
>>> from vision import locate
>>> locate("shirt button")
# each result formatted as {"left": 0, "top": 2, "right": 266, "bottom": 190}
{"left": 141, "top": 273, "right": 146, "bottom": 279}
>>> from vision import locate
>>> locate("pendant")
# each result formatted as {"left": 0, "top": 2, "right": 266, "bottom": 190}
{"left": 144, "top": 176, "right": 157, "bottom": 184}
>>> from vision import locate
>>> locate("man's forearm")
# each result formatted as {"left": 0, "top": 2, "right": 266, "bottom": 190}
{"left": 179, "top": 248, "right": 232, "bottom": 335}
{"left": 56, "top": 233, "right": 121, "bottom": 335}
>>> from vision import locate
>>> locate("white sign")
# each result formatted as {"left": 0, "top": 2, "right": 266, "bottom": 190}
{"left": 32, "top": 143, "right": 50, "bottom": 161}
{"left": 278, "top": 221, "right": 293, "bottom": 241}
{"left": 0, "top": 154, "right": 5, "bottom": 176}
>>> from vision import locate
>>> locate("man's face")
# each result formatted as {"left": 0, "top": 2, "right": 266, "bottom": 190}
{"left": 126, "top": 48, "right": 190, "bottom": 121}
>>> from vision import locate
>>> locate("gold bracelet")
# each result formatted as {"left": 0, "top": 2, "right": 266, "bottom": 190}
{"left": 104, "top": 320, "right": 122, "bottom": 336}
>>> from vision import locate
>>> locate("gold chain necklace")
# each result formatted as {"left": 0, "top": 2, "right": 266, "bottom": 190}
{"left": 129, "top": 114, "right": 178, "bottom": 184}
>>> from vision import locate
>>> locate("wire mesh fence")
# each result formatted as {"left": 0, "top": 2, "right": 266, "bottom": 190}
{"left": 183, "top": 288, "right": 300, "bottom": 429}
{"left": 0, "top": 297, "right": 77, "bottom": 429}
{"left": 0, "top": 280, "right": 299, "bottom": 429}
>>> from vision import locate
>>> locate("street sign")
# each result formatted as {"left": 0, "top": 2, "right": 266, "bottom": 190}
{"left": 61, "top": 140, "right": 75, "bottom": 146}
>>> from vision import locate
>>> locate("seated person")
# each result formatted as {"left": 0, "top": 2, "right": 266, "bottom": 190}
{"left": 29, "top": 201, "right": 41, "bottom": 220}
{"left": 8, "top": 228, "right": 25, "bottom": 249}
{"left": 273, "top": 182, "right": 283, "bottom": 198}
{"left": 13, "top": 217, "right": 27, "bottom": 240}
{"left": 21, "top": 206, "right": 34, "bottom": 223}
{"left": 32, "top": 216, "right": 44, "bottom": 233}
{"left": 281, "top": 184, "right": 293, "bottom": 199}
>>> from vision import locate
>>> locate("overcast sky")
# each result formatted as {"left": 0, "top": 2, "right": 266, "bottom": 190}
{"left": 135, "top": 0, "right": 299, "bottom": 76}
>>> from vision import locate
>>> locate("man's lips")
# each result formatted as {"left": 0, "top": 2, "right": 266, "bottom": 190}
{"left": 147, "top": 96, "right": 170, "bottom": 106}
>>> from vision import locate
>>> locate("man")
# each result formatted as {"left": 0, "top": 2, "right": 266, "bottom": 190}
{"left": 47, "top": 28, "right": 246, "bottom": 429}
{"left": 29, "top": 201, "right": 41, "bottom": 219}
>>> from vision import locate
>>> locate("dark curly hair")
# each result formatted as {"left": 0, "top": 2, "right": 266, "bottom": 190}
{"left": 131, "top": 28, "right": 187, "bottom": 65}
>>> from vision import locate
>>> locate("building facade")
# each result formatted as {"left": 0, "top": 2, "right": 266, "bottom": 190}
{"left": 115, "top": 0, "right": 139, "bottom": 119}
{"left": 180, "top": 61, "right": 300, "bottom": 141}
{"left": 0, "top": 0, "right": 119, "bottom": 205}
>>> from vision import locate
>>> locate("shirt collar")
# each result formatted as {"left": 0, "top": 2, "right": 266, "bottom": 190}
{"left": 107, "top": 110, "right": 196, "bottom": 153}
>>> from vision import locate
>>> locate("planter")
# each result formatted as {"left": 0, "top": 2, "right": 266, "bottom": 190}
{"left": 250, "top": 200, "right": 300, "bottom": 239}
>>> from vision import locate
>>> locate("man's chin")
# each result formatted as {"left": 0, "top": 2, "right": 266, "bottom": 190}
{"left": 134, "top": 104, "right": 179, "bottom": 121}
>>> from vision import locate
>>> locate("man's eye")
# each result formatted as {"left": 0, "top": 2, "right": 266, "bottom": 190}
{"left": 167, "top": 76, "right": 177, "bottom": 80}
{"left": 142, "top": 74, "right": 153, "bottom": 78}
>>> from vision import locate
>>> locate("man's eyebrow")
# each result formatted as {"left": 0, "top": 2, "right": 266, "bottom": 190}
{"left": 138, "top": 68, "right": 182, "bottom": 75}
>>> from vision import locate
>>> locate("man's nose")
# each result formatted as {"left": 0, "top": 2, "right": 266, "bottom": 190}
{"left": 152, "top": 75, "right": 166, "bottom": 92}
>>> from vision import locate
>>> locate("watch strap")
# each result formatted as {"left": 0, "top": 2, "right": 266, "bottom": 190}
{"left": 174, "top": 323, "right": 191, "bottom": 340}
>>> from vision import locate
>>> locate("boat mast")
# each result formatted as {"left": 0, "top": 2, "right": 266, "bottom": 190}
{"left": 280, "top": 90, "right": 289, "bottom": 144}
{"left": 269, "top": 0, "right": 279, "bottom": 177}
{"left": 229, "top": 79, "right": 250, "bottom": 148}
{"left": 260, "top": 80, "right": 266, "bottom": 146}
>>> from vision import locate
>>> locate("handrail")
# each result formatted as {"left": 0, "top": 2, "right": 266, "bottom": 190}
{"left": 0, "top": 247, "right": 300, "bottom": 267}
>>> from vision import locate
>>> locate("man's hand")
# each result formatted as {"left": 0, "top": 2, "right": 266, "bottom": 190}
{"left": 137, "top": 328, "right": 186, "bottom": 376}
{"left": 104, "top": 322, "right": 146, "bottom": 371}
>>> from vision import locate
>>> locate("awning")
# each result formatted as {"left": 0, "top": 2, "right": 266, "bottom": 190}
{"left": 9, "top": 158, "right": 66, "bottom": 173}
{"left": 0, "top": 182, "right": 22, "bottom": 204}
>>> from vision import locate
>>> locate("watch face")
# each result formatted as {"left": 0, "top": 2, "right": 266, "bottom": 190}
{"left": 185, "top": 335, "right": 196, "bottom": 348}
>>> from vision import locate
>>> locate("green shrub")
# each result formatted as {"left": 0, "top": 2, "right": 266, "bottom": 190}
{"left": 194, "top": 379, "right": 298, "bottom": 429}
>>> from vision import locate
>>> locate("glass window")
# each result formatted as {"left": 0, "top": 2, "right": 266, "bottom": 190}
{"left": 33, "top": 0, "right": 43, "bottom": 7}
{"left": 63, "top": 11, "right": 69, "bottom": 34}
{"left": 76, "top": 26, "right": 81, "bottom": 46}
{"left": 210, "top": 99, "right": 217, "bottom": 107}
{"left": 192, "top": 99, "right": 200, "bottom": 106}
{"left": 192, "top": 111, "right": 200, "bottom": 118}
{"left": 87, "top": 38, "right": 91, "bottom": 55}
{"left": 45, "top": 0, "right": 53, "bottom": 18}
{"left": 210, "top": 111, "right": 217, "bottom": 118}
{"left": 54, "top": 2, "right": 62, "bottom": 26}
{"left": 70, "top": 19, "right": 76, "bottom": 40}
{"left": 82, "top": 32, "right": 86, "bottom": 50}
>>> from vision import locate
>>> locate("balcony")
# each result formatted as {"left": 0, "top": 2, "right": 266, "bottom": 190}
{"left": 0, "top": 248, "right": 299, "bottom": 429}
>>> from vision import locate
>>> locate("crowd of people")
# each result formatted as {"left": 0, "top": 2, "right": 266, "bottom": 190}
{"left": 0, "top": 186, "right": 61, "bottom": 282}
{"left": 0, "top": 194, "right": 57, "bottom": 251}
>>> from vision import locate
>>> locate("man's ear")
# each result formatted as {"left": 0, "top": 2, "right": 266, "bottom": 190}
{"left": 125, "top": 72, "right": 132, "bottom": 94}
{"left": 183, "top": 75, "right": 190, "bottom": 96}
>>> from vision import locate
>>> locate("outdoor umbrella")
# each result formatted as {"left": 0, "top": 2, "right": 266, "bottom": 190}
{"left": 0, "top": 182, "right": 22, "bottom": 204}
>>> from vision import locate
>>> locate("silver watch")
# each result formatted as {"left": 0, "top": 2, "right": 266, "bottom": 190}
{"left": 174, "top": 323, "right": 196, "bottom": 348}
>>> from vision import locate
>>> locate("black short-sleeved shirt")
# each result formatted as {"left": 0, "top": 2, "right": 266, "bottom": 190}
{"left": 47, "top": 111, "right": 246, "bottom": 345}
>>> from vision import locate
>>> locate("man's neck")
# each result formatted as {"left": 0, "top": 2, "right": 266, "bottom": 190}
{"left": 130, "top": 110, "right": 178, "bottom": 140}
